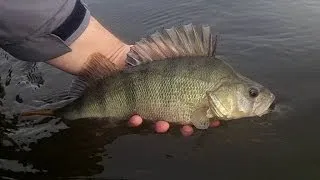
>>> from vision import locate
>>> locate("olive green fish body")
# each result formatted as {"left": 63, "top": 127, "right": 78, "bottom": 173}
{"left": 57, "top": 57, "right": 234, "bottom": 127}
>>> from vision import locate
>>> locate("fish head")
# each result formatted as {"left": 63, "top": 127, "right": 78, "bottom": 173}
{"left": 207, "top": 75, "right": 275, "bottom": 120}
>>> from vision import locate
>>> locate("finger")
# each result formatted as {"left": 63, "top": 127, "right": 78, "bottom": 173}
{"left": 180, "top": 125, "right": 194, "bottom": 136}
{"left": 154, "top": 120, "right": 170, "bottom": 133}
{"left": 128, "top": 115, "right": 143, "bottom": 127}
{"left": 210, "top": 120, "right": 221, "bottom": 127}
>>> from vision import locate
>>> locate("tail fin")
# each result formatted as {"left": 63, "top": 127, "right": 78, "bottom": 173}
{"left": 20, "top": 109, "right": 55, "bottom": 117}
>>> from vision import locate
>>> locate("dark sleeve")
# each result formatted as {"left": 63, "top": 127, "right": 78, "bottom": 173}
{"left": 0, "top": 0, "right": 91, "bottom": 62}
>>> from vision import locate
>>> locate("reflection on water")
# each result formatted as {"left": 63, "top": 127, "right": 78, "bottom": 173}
{"left": 1, "top": 0, "right": 320, "bottom": 179}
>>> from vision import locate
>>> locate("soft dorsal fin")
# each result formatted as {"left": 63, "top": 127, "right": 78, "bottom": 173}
{"left": 29, "top": 53, "right": 121, "bottom": 105}
{"left": 68, "top": 52, "right": 121, "bottom": 97}
{"left": 126, "top": 24, "right": 218, "bottom": 66}
{"left": 79, "top": 52, "right": 120, "bottom": 80}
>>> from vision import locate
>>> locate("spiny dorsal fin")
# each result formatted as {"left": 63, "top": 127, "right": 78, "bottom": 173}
{"left": 79, "top": 52, "right": 120, "bottom": 80}
{"left": 126, "top": 24, "right": 218, "bottom": 66}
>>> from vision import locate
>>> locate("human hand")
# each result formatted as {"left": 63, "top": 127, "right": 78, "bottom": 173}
{"left": 127, "top": 115, "right": 221, "bottom": 136}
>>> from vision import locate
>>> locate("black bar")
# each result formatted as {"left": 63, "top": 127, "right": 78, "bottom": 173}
{"left": 52, "top": 0, "right": 86, "bottom": 41}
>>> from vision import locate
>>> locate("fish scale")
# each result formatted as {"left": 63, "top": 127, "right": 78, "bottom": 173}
{"left": 132, "top": 73, "right": 208, "bottom": 123}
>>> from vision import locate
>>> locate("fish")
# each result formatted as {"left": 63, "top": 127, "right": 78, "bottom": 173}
{"left": 20, "top": 24, "right": 276, "bottom": 130}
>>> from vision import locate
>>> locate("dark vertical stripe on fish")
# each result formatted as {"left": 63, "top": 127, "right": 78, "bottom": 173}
{"left": 165, "top": 59, "right": 180, "bottom": 111}
{"left": 144, "top": 63, "right": 155, "bottom": 115}
{"left": 96, "top": 80, "right": 108, "bottom": 114}
{"left": 122, "top": 74, "right": 136, "bottom": 114}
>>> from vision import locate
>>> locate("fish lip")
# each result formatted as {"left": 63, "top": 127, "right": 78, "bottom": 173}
{"left": 269, "top": 93, "right": 276, "bottom": 111}
{"left": 255, "top": 93, "right": 276, "bottom": 116}
{"left": 269, "top": 101, "right": 276, "bottom": 111}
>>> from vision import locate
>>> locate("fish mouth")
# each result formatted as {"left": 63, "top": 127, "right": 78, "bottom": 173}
{"left": 269, "top": 101, "right": 276, "bottom": 111}
{"left": 268, "top": 93, "right": 276, "bottom": 112}
{"left": 255, "top": 94, "right": 276, "bottom": 116}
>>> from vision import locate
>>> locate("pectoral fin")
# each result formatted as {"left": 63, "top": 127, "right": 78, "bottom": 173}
{"left": 191, "top": 107, "right": 211, "bottom": 129}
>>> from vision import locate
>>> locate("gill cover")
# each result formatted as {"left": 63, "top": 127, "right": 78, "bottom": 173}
{"left": 206, "top": 80, "right": 274, "bottom": 120}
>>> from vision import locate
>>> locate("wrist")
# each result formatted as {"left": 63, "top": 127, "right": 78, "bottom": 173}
{"left": 47, "top": 16, "right": 130, "bottom": 75}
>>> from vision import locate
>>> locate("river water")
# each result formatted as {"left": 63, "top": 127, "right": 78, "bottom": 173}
{"left": 1, "top": 0, "right": 320, "bottom": 179}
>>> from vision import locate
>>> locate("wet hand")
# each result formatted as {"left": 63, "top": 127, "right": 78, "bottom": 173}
{"left": 128, "top": 115, "right": 221, "bottom": 136}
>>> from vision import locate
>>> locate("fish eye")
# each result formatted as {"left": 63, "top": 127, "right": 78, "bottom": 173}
{"left": 249, "top": 87, "right": 259, "bottom": 98}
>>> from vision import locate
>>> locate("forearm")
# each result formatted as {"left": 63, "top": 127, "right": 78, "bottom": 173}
{"left": 47, "top": 16, "right": 131, "bottom": 75}
{"left": 0, "top": 0, "right": 130, "bottom": 75}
